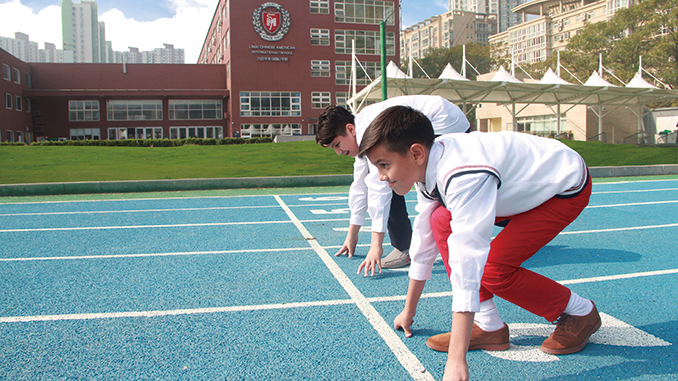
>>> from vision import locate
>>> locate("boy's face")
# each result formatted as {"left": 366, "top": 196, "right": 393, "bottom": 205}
{"left": 366, "top": 143, "right": 427, "bottom": 196}
{"left": 326, "top": 123, "right": 359, "bottom": 157}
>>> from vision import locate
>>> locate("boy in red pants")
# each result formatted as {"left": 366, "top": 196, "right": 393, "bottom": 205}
{"left": 358, "top": 106, "right": 601, "bottom": 381}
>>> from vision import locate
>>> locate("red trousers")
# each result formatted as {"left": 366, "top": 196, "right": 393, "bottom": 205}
{"left": 431, "top": 178, "right": 592, "bottom": 322}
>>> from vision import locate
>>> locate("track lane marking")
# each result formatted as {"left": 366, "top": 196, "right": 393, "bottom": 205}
{"left": 273, "top": 195, "right": 433, "bottom": 381}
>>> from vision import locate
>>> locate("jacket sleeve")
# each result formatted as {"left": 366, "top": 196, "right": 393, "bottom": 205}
{"left": 348, "top": 156, "right": 369, "bottom": 227}
{"left": 364, "top": 159, "right": 392, "bottom": 233}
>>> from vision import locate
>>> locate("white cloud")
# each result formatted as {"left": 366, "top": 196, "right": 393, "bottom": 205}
{"left": 0, "top": 0, "right": 219, "bottom": 63}
{"left": 0, "top": 0, "right": 62, "bottom": 47}
{"left": 100, "top": 0, "right": 218, "bottom": 63}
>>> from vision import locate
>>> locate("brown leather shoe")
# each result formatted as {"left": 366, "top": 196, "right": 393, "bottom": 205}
{"left": 426, "top": 323, "right": 510, "bottom": 352}
{"left": 541, "top": 301, "right": 601, "bottom": 355}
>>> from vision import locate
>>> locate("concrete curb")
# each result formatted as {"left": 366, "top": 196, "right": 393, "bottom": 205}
{"left": 1, "top": 164, "right": 678, "bottom": 197}
{"left": 588, "top": 164, "right": 678, "bottom": 178}
{"left": 0, "top": 174, "right": 354, "bottom": 197}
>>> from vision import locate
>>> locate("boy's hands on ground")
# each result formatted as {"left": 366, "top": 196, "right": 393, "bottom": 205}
{"left": 357, "top": 245, "right": 383, "bottom": 276}
{"left": 394, "top": 309, "right": 416, "bottom": 338}
{"left": 335, "top": 225, "right": 361, "bottom": 258}
{"left": 443, "top": 358, "right": 469, "bottom": 381}
{"left": 443, "top": 312, "right": 473, "bottom": 381}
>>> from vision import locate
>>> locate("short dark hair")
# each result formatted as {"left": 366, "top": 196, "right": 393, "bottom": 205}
{"left": 358, "top": 106, "right": 435, "bottom": 158}
{"left": 316, "top": 105, "right": 355, "bottom": 146}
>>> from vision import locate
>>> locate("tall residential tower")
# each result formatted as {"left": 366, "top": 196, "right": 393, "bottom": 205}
{"left": 61, "top": 0, "right": 103, "bottom": 63}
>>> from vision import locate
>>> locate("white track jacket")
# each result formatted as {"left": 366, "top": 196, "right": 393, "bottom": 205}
{"left": 409, "top": 131, "right": 588, "bottom": 312}
{"left": 349, "top": 95, "right": 470, "bottom": 232}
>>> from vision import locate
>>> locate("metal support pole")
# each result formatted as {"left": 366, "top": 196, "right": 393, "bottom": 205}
{"left": 380, "top": 21, "right": 387, "bottom": 101}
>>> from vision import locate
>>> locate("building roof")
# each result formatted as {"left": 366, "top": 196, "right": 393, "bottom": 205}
{"left": 513, "top": 0, "right": 599, "bottom": 16}
{"left": 348, "top": 71, "right": 678, "bottom": 112}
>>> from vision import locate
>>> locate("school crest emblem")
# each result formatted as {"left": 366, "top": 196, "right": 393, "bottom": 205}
{"left": 253, "top": 3, "right": 290, "bottom": 41}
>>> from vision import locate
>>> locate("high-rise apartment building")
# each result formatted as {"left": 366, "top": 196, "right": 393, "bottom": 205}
{"left": 449, "top": 0, "right": 524, "bottom": 32}
{"left": 400, "top": 10, "right": 497, "bottom": 61}
{"left": 0, "top": 33, "right": 71, "bottom": 63}
{"left": 62, "top": 0, "right": 103, "bottom": 63}
{"left": 489, "top": 0, "right": 636, "bottom": 65}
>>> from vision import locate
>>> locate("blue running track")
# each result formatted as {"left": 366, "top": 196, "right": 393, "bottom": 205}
{"left": 1, "top": 179, "right": 677, "bottom": 380}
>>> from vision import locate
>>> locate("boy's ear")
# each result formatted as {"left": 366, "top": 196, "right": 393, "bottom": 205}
{"left": 345, "top": 123, "right": 356, "bottom": 137}
{"left": 409, "top": 143, "right": 427, "bottom": 165}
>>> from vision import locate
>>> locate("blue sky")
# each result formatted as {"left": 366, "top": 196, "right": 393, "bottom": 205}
{"left": 0, "top": 0, "right": 450, "bottom": 63}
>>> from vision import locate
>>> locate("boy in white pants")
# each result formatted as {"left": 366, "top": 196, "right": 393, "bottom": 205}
{"left": 359, "top": 106, "right": 600, "bottom": 381}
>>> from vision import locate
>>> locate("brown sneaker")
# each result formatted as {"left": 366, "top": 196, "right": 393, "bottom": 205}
{"left": 541, "top": 301, "right": 601, "bottom": 355}
{"left": 426, "top": 323, "right": 510, "bottom": 352}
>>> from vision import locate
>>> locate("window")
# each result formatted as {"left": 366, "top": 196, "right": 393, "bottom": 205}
{"left": 107, "top": 100, "right": 162, "bottom": 121}
{"left": 12, "top": 68, "right": 20, "bottom": 84}
{"left": 169, "top": 126, "right": 223, "bottom": 139}
{"left": 5, "top": 93, "right": 11, "bottom": 109}
{"left": 308, "top": 123, "right": 318, "bottom": 134}
{"left": 311, "top": 60, "right": 331, "bottom": 77}
{"left": 336, "top": 92, "right": 349, "bottom": 107}
{"left": 69, "top": 128, "right": 101, "bottom": 140}
{"left": 6, "top": 130, "right": 14, "bottom": 142}
{"left": 169, "top": 100, "right": 223, "bottom": 120}
{"left": 335, "top": 30, "right": 396, "bottom": 55}
{"left": 239, "top": 124, "right": 301, "bottom": 138}
{"left": 515, "top": 114, "right": 567, "bottom": 137}
{"left": 311, "top": 28, "right": 330, "bottom": 45}
{"left": 240, "top": 91, "right": 301, "bottom": 117}
{"left": 2, "top": 64, "right": 10, "bottom": 81}
{"left": 108, "top": 127, "right": 163, "bottom": 140}
{"left": 24, "top": 73, "right": 31, "bottom": 88}
{"left": 334, "top": 0, "right": 395, "bottom": 25}
{"left": 15, "top": 96, "right": 21, "bottom": 111}
{"left": 311, "top": 92, "right": 331, "bottom": 108}
{"left": 310, "top": 0, "right": 329, "bottom": 14}
{"left": 69, "top": 100, "right": 100, "bottom": 121}
{"left": 26, "top": 98, "right": 30, "bottom": 113}
{"left": 335, "top": 60, "right": 380, "bottom": 85}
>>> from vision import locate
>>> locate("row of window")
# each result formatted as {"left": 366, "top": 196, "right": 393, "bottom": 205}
{"left": 67, "top": 100, "right": 223, "bottom": 122}
{"left": 310, "top": 60, "right": 383, "bottom": 85}
{"left": 4, "top": 93, "right": 30, "bottom": 112}
{"left": 310, "top": 0, "right": 395, "bottom": 26}
{"left": 239, "top": 91, "right": 352, "bottom": 117}
{"left": 2, "top": 63, "right": 31, "bottom": 87}
{"left": 4, "top": 130, "right": 25, "bottom": 143}
{"left": 66, "top": 126, "right": 225, "bottom": 141}
{"left": 310, "top": 29, "right": 396, "bottom": 55}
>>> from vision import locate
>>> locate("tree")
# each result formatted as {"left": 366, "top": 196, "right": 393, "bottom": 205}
{"left": 563, "top": 0, "right": 678, "bottom": 90}
{"left": 400, "top": 43, "right": 490, "bottom": 80}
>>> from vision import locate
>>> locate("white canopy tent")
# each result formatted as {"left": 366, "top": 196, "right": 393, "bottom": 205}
{"left": 347, "top": 61, "right": 678, "bottom": 142}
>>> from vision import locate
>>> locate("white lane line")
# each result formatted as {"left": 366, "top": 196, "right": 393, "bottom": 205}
{"left": 0, "top": 247, "right": 312, "bottom": 262}
{"left": 0, "top": 205, "right": 280, "bottom": 217}
{"left": 0, "top": 299, "right": 355, "bottom": 323}
{"left": 560, "top": 222, "right": 678, "bottom": 235}
{"left": 0, "top": 203, "right": 350, "bottom": 217}
{"left": 592, "top": 187, "right": 678, "bottom": 194}
{"left": 587, "top": 200, "right": 678, "bottom": 208}
{"left": 2, "top": 268, "right": 674, "bottom": 323}
{"left": 273, "top": 195, "right": 433, "bottom": 381}
{"left": 0, "top": 220, "right": 292, "bottom": 233}
{"left": 558, "top": 268, "right": 678, "bottom": 285}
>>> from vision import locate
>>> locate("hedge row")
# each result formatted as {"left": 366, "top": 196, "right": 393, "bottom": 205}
{"left": 28, "top": 137, "right": 273, "bottom": 147}
{"left": 0, "top": 142, "right": 28, "bottom": 146}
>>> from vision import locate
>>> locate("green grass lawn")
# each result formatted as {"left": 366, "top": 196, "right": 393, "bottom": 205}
{"left": 0, "top": 139, "right": 676, "bottom": 184}
{"left": 0, "top": 141, "right": 354, "bottom": 184}
{"left": 560, "top": 140, "right": 678, "bottom": 167}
